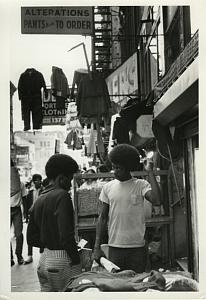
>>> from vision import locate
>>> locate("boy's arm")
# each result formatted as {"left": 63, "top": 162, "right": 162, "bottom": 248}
{"left": 144, "top": 161, "right": 161, "bottom": 205}
{"left": 93, "top": 201, "right": 109, "bottom": 262}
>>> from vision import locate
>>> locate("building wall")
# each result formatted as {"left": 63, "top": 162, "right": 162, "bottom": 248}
{"left": 14, "top": 134, "right": 35, "bottom": 180}
{"left": 168, "top": 157, "right": 188, "bottom": 258}
{"left": 103, "top": 5, "right": 198, "bottom": 274}
{"left": 14, "top": 131, "right": 65, "bottom": 177}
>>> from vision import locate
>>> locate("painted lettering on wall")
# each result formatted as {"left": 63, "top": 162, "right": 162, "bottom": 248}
{"left": 106, "top": 52, "right": 138, "bottom": 105}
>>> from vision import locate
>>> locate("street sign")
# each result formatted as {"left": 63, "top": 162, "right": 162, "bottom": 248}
{"left": 21, "top": 6, "right": 93, "bottom": 35}
{"left": 42, "top": 89, "right": 69, "bottom": 126}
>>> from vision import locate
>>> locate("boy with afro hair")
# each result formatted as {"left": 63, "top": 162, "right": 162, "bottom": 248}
{"left": 94, "top": 144, "right": 161, "bottom": 273}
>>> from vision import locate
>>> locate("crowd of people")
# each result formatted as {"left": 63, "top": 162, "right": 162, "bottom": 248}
{"left": 10, "top": 144, "right": 161, "bottom": 292}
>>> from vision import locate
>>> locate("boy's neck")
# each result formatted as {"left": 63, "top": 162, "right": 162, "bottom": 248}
{"left": 119, "top": 174, "right": 132, "bottom": 182}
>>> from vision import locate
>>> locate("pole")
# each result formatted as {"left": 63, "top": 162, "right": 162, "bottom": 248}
{"left": 68, "top": 42, "right": 92, "bottom": 79}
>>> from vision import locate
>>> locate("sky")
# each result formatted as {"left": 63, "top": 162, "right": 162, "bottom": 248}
{"left": 9, "top": 0, "right": 92, "bottom": 131}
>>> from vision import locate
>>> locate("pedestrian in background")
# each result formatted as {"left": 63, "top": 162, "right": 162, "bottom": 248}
{"left": 24, "top": 174, "right": 43, "bottom": 264}
{"left": 27, "top": 154, "right": 81, "bottom": 292}
{"left": 79, "top": 168, "right": 97, "bottom": 190}
{"left": 25, "top": 174, "right": 43, "bottom": 223}
{"left": 10, "top": 159, "right": 27, "bottom": 266}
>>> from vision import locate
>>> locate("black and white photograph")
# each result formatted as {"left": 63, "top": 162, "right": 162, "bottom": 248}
{"left": 0, "top": 0, "right": 205, "bottom": 298}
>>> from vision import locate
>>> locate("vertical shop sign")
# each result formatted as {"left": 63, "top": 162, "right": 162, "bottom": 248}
{"left": 16, "top": 146, "right": 29, "bottom": 164}
{"left": 42, "top": 89, "right": 69, "bottom": 126}
{"left": 106, "top": 52, "right": 138, "bottom": 105}
{"left": 21, "top": 6, "right": 93, "bottom": 35}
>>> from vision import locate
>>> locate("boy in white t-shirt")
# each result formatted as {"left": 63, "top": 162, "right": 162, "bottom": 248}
{"left": 93, "top": 144, "right": 161, "bottom": 273}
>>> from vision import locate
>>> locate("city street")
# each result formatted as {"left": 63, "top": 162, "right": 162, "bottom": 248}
{"left": 6, "top": 3, "right": 200, "bottom": 294}
{"left": 11, "top": 223, "right": 40, "bottom": 292}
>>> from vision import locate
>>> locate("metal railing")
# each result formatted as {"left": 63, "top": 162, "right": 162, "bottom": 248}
{"left": 153, "top": 30, "right": 199, "bottom": 102}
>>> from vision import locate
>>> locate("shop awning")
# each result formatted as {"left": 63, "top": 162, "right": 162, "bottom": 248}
{"left": 153, "top": 57, "right": 198, "bottom": 125}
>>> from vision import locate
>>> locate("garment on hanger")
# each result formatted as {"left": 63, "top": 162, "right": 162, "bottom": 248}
{"left": 120, "top": 100, "right": 153, "bottom": 123}
{"left": 152, "top": 119, "right": 182, "bottom": 160}
{"left": 18, "top": 68, "right": 48, "bottom": 131}
{"left": 51, "top": 66, "right": 69, "bottom": 109}
{"left": 70, "top": 69, "right": 88, "bottom": 100}
{"left": 112, "top": 117, "right": 130, "bottom": 144}
{"left": 64, "top": 130, "right": 74, "bottom": 149}
{"left": 87, "top": 125, "right": 97, "bottom": 155}
{"left": 64, "top": 130, "right": 83, "bottom": 150}
{"left": 76, "top": 72, "right": 111, "bottom": 122}
{"left": 96, "top": 124, "right": 105, "bottom": 155}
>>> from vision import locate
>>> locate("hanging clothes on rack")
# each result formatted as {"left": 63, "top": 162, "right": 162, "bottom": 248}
{"left": 96, "top": 124, "right": 105, "bottom": 155}
{"left": 119, "top": 99, "right": 153, "bottom": 132}
{"left": 70, "top": 69, "right": 88, "bottom": 100}
{"left": 64, "top": 130, "right": 74, "bottom": 149}
{"left": 112, "top": 117, "right": 130, "bottom": 145}
{"left": 64, "top": 129, "right": 83, "bottom": 150}
{"left": 87, "top": 124, "right": 97, "bottom": 155}
{"left": 76, "top": 72, "right": 111, "bottom": 125}
{"left": 51, "top": 66, "right": 69, "bottom": 109}
{"left": 18, "top": 68, "right": 48, "bottom": 131}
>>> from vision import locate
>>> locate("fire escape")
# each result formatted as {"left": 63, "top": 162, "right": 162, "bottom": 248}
{"left": 93, "top": 6, "right": 112, "bottom": 76}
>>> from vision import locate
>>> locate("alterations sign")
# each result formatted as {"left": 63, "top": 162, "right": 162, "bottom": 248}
{"left": 21, "top": 6, "right": 93, "bottom": 35}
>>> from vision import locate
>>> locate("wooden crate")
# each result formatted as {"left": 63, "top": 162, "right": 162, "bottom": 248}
{"left": 77, "top": 188, "right": 102, "bottom": 216}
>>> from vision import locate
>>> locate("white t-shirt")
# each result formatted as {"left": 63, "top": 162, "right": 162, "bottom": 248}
{"left": 99, "top": 178, "right": 151, "bottom": 248}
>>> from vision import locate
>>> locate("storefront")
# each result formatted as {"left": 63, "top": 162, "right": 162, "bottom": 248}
{"left": 153, "top": 35, "right": 199, "bottom": 279}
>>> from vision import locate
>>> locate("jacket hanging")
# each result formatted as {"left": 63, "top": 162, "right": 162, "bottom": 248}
{"left": 51, "top": 66, "right": 69, "bottom": 110}
{"left": 112, "top": 117, "right": 130, "bottom": 144}
{"left": 18, "top": 68, "right": 48, "bottom": 131}
{"left": 70, "top": 69, "right": 88, "bottom": 100}
{"left": 76, "top": 72, "right": 111, "bottom": 123}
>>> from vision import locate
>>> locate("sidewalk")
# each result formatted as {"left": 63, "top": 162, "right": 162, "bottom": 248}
{"left": 11, "top": 223, "right": 40, "bottom": 292}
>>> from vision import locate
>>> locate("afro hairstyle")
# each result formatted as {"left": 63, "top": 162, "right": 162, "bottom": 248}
{"left": 45, "top": 154, "right": 79, "bottom": 180}
{"left": 98, "top": 164, "right": 109, "bottom": 173}
{"left": 108, "top": 144, "right": 141, "bottom": 171}
{"left": 32, "top": 174, "right": 42, "bottom": 182}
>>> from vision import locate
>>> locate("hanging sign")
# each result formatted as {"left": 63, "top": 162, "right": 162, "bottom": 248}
{"left": 136, "top": 115, "right": 154, "bottom": 138}
{"left": 16, "top": 146, "right": 29, "bottom": 164}
{"left": 106, "top": 52, "right": 138, "bottom": 105}
{"left": 42, "top": 89, "right": 69, "bottom": 126}
{"left": 21, "top": 6, "right": 93, "bottom": 35}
